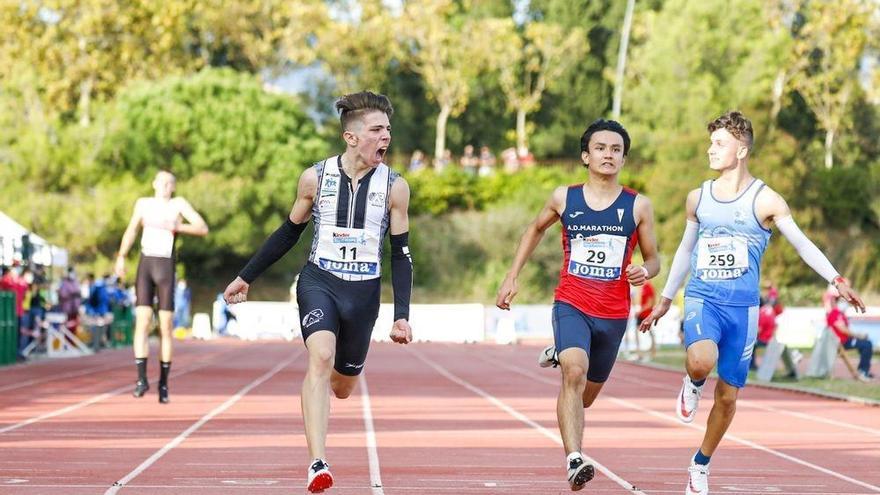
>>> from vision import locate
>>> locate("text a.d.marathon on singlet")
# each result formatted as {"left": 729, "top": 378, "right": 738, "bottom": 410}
{"left": 566, "top": 224, "right": 624, "bottom": 233}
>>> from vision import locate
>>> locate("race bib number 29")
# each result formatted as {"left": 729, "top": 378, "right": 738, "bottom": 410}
{"left": 568, "top": 234, "right": 626, "bottom": 281}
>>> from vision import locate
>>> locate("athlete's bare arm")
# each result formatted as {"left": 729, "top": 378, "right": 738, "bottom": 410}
{"left": 114, "top": 198, "right": 145, "bottom": 278}
{"left": 626, "top": 195, "right": 660, "bottom": 286}
{"left": 388, "top": 177, "right": 413, "bottom": 344}
{"left": 223, "top": 167, "right": 318, "bottom": 303}
{"left": 173, "top": 198, "right": 209, "bottom": 237}
{"left": 495, "top": 186, "right": 566, "bottom": 310}
{"left": 755, "top": 187, "right": 865, "bottom": 312}
{"left": 638, "top": 188, "right": 701, "bottom": 331}
{"left": 289, "top": 167, "right": 319, "bottom": 223}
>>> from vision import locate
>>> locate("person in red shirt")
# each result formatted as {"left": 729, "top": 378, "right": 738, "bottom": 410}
{"left": 635, "top": 280, "right": 656, "bottom": 360}
{"left": 749, "top": 296, "right": 786, "bottom": 371}
{"left": 827, "top": 294, "right": 874, "bottom": 381}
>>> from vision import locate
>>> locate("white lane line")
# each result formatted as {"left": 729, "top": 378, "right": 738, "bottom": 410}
{"left": 105, "top": 351, "right": 300, "bottom": 494}
{"left": 613, "top": 370, "right": 880, "bottom": 437}
{"left": 409, "top": 347, "right": 646, "bottom": 495}
{"left": 0, "top": 361, "right": 127, "bottom": 393}
{"left": 0, "top": 351, "right": 230, "bottom": 435}
{"left": 475, "top": 350, "right": 880, "bottom": 493}
{"left": 359, "top": 373, "right": 385, "bottom": 495}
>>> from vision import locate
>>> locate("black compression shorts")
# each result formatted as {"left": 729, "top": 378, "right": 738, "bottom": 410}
{"left": 136, "top": 255, "right": 175, "bottom": 311}
{"left": 296, "top": 262, "right": 380, "bottom": 376}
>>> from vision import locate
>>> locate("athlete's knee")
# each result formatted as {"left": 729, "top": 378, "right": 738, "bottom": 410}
{"left": 715, "top": 389, "right": 738, "bottom": 414}
{"left": 308, "top": 346, "right": 334, "bottom": 371}
{"left": 331, "top": 381, "right": 356, "bottom": 399}
{"left": 561, "top": 363, "right": 587, "bottom": 388}
{"left": 686, "top": 355, "right": 714, "bottom": 378}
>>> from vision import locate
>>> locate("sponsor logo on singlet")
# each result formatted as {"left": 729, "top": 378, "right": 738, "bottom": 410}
{"left": 566, "top": 224, "right": 624, "bottom": 233}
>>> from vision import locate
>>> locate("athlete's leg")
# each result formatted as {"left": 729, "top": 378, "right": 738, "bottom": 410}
{"left": 132, "top": 306, "right": 154, "bottom": 358}
{"left": 581, "top": 381, "right": 605, "bottom": 408}
{"left": 157, "top": 310, "right": 174, "bottom": 362}
{"left": 699, "top": 379, "right": 739, "bottom": 456}
{"left": 330, "top": 371, "right": 358, "bottom": 399}
{"left": 302, "top": 330, "right": 336, "bottom": 460}
{"left": 558, "top": 347, "right": 589, "bottom": 454}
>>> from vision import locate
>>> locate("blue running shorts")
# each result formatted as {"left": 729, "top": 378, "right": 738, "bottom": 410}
{"left": 682, "top": 297, "right": 758, "bottom": 388}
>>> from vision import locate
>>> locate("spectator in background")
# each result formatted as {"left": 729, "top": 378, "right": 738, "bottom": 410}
{"left": 749, "top": 295, "right": 796, "bottom": 377}
{"left": 635, "top": 279, "right": 657, "bottom": 361}
{"left": 501, "top": 147, "right": 520, "bottom": 173}
{"left": 85, "top": 274, "right": 112, "bottom": 350}
{"left": 58, "top": 268, "right": 81, "bottom": 334}
{"left": 173, "top": 278, "right": 192, "bottom": 329}
{"left": 408, "top": 149, "right": 426, "bottom": 172}
{"left": 478, "top": 145, "right": 496, "bottom": 176}
{"left": 517, "top": 145, "right": 536, "bottom": 168}
{"left": 827, "top": 290, "right": 874, "bottom": 381}
{"left": 460, "top": 144, "right": 478, "bottom": 175}
{"left": 1, "top": 266, "right": 28, "bottom": 360}
{"left": 434, "top": 149, "right": 452, "bottom": 172}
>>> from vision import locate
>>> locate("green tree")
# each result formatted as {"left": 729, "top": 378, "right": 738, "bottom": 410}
{"left": 486, "top": 19, "right": 587, "bottom": 153}
{"left": 400, "top": 0, "right": 492, "bottom": 160}
{"left": 788, "top": 0, "right": 872, "bottom": 169}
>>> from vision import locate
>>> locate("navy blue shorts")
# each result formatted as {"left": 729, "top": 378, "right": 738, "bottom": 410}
{"left": 296, "top": 263, "right": 380, "bottom": 376}
{"left": 552, "top": 301, "right": 628, "bottom": 383}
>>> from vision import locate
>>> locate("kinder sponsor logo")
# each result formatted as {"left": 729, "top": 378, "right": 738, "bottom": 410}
{"left": 582, "top": 236, "right": 612, "bottom": 249}
{"left": 704, "top": 240, "right": 736, "bottom": 253}
{"left": 332, "top": 232, "right": 366, "bottom": 245}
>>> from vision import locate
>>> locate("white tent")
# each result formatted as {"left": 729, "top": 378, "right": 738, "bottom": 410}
{"left": 0, "top": 211, "right": 68, "bottom": 267}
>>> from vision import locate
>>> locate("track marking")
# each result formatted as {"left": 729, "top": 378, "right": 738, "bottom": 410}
{"left": 359, "top": 373, "right": 385, "bottom": 494}
{"left": 612, "top": 369, "right": 880, "bottom": 437}
{"left": 0, "top": 361, "right": 127, "bottom": 393}
{"left": 409, "top": 347, "right": 646, "bottom": 495}
{"left": 0, "top": 350, "right": 232, "bottom": 435}
{"left": 104, "top": 350, "right": 301, "bottom": 494}
{"left": 473, "top": 349, "right": 880, "bottom": 493}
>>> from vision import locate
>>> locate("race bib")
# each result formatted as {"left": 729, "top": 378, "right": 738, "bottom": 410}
{"left": 696, "top": 236, "right": 749, "bottom": 280}
{"left": 568, "top": 234, "right": 626, "bottom": 281}
{"left": 315, "top": 226, "right": 380, "bottom": 276}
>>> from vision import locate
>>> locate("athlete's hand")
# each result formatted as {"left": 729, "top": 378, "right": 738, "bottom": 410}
{"left": 496, "top": 275, "right": 518, "bottom": 310}
{"left": 390, "top": 319, "right": 412, "bottom": 344}
{"left": 836, "top": 281, "right": 866, "bottom": 313}
{"left": 638, "top": 297, "right": 672, "bottom": 333}
{"left": 223, "top": 276, "right": 250, "bottom": 305}
{"left": 114, "top": 256, "right": 125, "bottom": 279}
{"left": 625, "top": 264, "right": 649, "bottom": 287}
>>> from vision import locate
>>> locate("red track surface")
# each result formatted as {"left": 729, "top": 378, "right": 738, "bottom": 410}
{"left": 1, "top": 339, "right": 877, "bottom": 494}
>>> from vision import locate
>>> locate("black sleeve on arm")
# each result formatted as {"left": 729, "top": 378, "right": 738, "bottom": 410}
{"left": 239, "top": 219, "right": 308, "bottom": 283}
{"left": 390, "top": 232, "right": 413, "bottom": 321}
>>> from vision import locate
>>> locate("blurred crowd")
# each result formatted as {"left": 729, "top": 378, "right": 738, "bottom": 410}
{"left": 407, "top": 144, "right": 535, "bottom": 175}
{"left": 0, "top": 264, "right": 192, "bottom": 361}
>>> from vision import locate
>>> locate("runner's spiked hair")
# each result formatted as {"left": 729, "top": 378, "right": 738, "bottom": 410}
{"left": 580, "top": 119, "right": 631, "bottom": 156}
{"left": 708, "top": 111, "right": 753, "bottom": 149}
{"left": 335, "top": 91, "right": 394, "bottom": 131}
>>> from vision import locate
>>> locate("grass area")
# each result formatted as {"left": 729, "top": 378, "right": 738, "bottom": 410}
{"left": 645, "top": 346, "right": 880, "bottom": 402}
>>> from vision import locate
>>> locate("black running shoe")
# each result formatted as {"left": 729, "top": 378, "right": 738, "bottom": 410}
{"left": 158, "top": 384, "right": 169, "bottom": 404}
{"left": 133, "top": 380, "right": 149, "bottom": 398}
{"left": 567, "top": 454, "right": 594, "bottom": 491}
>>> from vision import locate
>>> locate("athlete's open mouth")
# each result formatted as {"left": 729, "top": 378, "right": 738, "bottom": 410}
{"left": 376, "top": 147, "right": 388, "bottom": 162}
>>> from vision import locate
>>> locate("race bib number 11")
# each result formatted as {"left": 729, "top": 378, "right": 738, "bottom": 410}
{"left": 316, "top": 226, "right": 380, "bottom": 276}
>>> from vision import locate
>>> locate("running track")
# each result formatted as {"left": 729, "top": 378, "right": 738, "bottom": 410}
{"left": 0, "top": 340, "right": 877, "bottom": 494}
